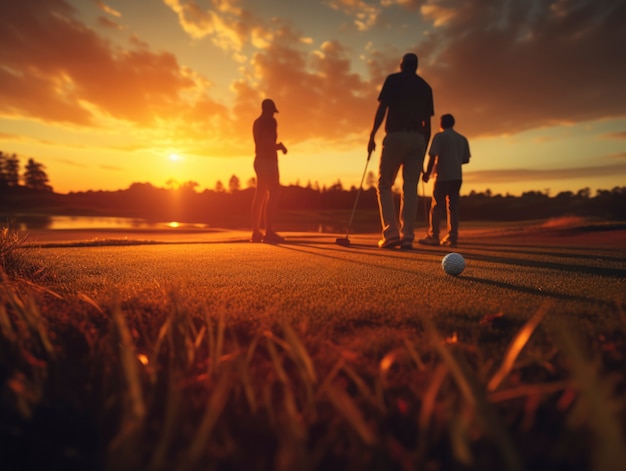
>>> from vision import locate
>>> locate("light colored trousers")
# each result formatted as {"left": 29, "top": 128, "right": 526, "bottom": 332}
{"left": 251, "top": 158, "right": 280, "bottom": 233}
{"left": 376, "top": 132, "right": 426, "bottom": 242}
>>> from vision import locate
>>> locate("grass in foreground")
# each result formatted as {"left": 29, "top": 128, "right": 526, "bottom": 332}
{"left": 1, "top": 228, "right": 625, "bottom": 470}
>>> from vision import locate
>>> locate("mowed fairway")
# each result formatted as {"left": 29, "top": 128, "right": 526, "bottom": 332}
{"left": 25, "top": 229, "right": 626, "bottom": 328}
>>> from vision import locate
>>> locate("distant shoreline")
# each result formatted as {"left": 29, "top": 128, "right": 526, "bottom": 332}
{"left": 18, "top": 219, "right": 626, "bottom": 250}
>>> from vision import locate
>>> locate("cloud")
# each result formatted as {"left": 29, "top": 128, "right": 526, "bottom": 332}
{"left": 97, "top": 15, "right": 124, "bottom": 30}
{"left": 325, "top": 0, "right": 381, "bottom": 31}
{"left": 0, "top": 0, "right": 199, "bottom": 127}
{"left": 414, "top": 0, "right": 626, "bottom": 137}
{"left": 95, "top": 1, "right": 121, "bottom": 18}
{"left": 164, "top": 0, "right": 271, "bottom": 52}
{"left": 230, "top": 38, "right": 377, "bottom": 147}
{"left": 163, "top": 2, "right": 380, "bottom": 147}
{"left": 2, "top": 0, "right": 624, "bottom": 159}
{"left": 464, "top": 161, "right": 626, "bottom": 184}
{"left": 51, "top": 158, "right": 89, "bottom": 168}
{"left": 602, "top": 131, "right": 626, "bottom": 140}
{"left": 0, "top": 132, "right": 23, "bottom": 141}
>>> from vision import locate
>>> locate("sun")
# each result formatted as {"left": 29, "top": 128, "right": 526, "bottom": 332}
{"left": 168, "top": 153, "right": 182, "bottom": 162}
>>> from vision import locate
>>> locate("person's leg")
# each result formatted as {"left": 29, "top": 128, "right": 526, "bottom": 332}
{"left": 263, "top": 160, "right": 281, "bottom": 236}
{"left": 377, "top": 134, "right": 403, "bottom": 243}
{"left": 251, "top": 161, "right": 268, "bottom": 236}
{"left": 446, "top": 180, "right": 462, "bottom": 243}
{"left": 399, "top": 134, "right": 426, "bottom": 243}
{"left": 428, "top": 180, "right": 446, "bottom": 240}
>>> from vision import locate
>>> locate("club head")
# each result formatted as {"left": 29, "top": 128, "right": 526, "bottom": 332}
{"left": 335, "top": 237, "right": 351, "bottom": 247}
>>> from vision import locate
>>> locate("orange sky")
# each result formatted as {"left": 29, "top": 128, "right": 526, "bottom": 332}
{"left": 1, "top": 0, "right": 625, "bottom": 196}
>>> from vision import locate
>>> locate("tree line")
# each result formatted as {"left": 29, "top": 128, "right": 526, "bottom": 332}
{"left": 1, "top": 151, "right": 625, "bottom": 228}
{"left": 0, "top": 151, "right": 52, "bottom": 192}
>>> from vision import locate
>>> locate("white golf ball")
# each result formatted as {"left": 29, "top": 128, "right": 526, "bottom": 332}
{"left": 442, "top": 252, "right": 465, "bottom": 275}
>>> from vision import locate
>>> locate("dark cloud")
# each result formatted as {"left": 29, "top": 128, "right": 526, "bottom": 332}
{"left": 97, "top": 15, "right": 124, "bottom": 30}
{"left": 232, "top": 39, "right": 376, "bottom": 145}
{"left": 417, "top": 0, "right": 626, "bottom": 137}
{"left": 1, "top": 0, "right": 624, "bottom": 153}
{"left": 0, "top": 0, "right": 198, "bottom": 126}
{"left": 602, "top": 131, "right": 626, "bottom": 140}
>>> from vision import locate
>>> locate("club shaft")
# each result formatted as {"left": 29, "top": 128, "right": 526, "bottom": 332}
{"left": 344, "top": 151, "right": 371, "bottom": 237}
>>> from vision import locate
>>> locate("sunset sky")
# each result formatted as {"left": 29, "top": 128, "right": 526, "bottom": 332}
{"left": 1, "top": 0, "right": 625, "bottom": 196}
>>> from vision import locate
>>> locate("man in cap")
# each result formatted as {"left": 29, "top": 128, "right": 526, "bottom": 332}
{"left": 251, "top": 98, "right": 288, "bottom": 243}
{"left": 368, "top": 53, "right": 434, "bottom": 249}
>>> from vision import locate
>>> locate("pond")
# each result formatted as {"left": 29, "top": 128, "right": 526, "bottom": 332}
{"left": 1, "top": 214, "right": 208, "bottom": 231}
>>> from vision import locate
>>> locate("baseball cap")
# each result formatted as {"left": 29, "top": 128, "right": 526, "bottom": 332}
{"left": 262, "top": 98, "right": 279, "bottom": 113}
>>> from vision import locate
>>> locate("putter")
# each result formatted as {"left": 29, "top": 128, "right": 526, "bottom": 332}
{"left": 335, "top": 151, "right": 372, "bottom": 247}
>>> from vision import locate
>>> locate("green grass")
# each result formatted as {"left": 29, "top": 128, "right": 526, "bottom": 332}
{"left": 1, "top": 226, "right": 625, "bottom": 470}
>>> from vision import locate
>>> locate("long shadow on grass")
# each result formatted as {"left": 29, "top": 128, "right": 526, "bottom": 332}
{"left": 461, "top": 241, "right": 625, "bottom": 263}
{"left": 279, "top": 242, "right": 618, "bottom": 307}
{"left": 460, "top": 251, "right": 626, "bottom": 279}
{"left": 399, "top": 242, "right": 626, "bottom": 279}
{"left": 458, "top": 274, "right": 618, "bottom": 307}
{"left": 276, "top": 241, "right": 426, "bottom": 276}
{"left": 280, "top": 238, "right": 626, "bottom": 279}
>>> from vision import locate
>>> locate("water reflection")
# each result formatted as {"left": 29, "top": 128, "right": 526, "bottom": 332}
{"left": 2, "top": 215, "right": 208, "bottom": 231}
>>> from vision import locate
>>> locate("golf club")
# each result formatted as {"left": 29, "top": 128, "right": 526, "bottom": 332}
{"left": 335, "top": 151, "right": 372, "bottom": 247}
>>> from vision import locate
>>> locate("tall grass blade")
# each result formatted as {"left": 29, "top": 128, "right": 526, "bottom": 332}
{"left": 429, "top": 321, "right": 523, "bottom": 471}
{"left": 183, "top": 370, "right": 233, "bottom": 471}
{"left": 240, "top": 332, "right": 262, "bottom": 413}
{"left": 487, "top": 303, "right": 549, "bottom": 392}
{"left": 0, "top": 297, "right": 17, "bottom": 342}
{"left": 555, "top": 324, "right": 626, "bottom": 471}
{"left": 342, "top": 362, "right": 381, "bottom": 410}
{"left": 325, "top": 384, "right": 376, "bottom": 446}
{"left": 77, "top": 292, "right": 106, "bottom": 315}
{"left": 110, "top": 301, "right": 146, "bottom": 451}
{"left": 280, "top": 320, "right": 317, "bottom": 383}
{"left": 22, "top": 294, "right": 54, "bottom": 357}
{"left": 403, "top": 336, "right": 426, "bottom": 371}
{"left": 418, "top": 363, "right": 448, "bottom": 432}
{"left": 148, "top": 373, "right": 181, "bottom": 471}
{"left": 265, "top": 336, "right": 300, "bottom": 422}
{"left": 316, "top": 357, "right": 345, "bottom": 399}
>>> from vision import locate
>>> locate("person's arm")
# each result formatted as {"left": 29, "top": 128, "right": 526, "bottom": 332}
{"left": 422, "top": 153, "right": 435, "bottom": 182}
{"left": 368, "top": 101, "right": 388, "bottom": 154}
{"left": 422, "top": 133, "right": 438, "bottom": 182}
{"left": 423, "top": 117, "right": 431, "bottom": 146}
{"left": 462, "top": 138, "right": 470, "bottom": 164}
{"left": 277, "top": 142, "right": 287, "bottom": 154}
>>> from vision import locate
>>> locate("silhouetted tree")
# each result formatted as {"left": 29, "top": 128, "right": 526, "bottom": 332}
{"left": 4, "top": 153, "right": 20, "bottom": 186}
{"left": 0, "top": 151, "right": 7, "bottom": 187}
{"left": 229, "top": 174, "right": 241, "bottom": 192}
{"left": 328, "top": 179, "right": 343, "bottom": 191}
{"left": 23, "top": 158, "right": 52, "bottom": 191}
{"left": 215, "top": 180, "right": 225, "bottom": 192}
{"left": 247, "top": 177, "right": 256, "bottom": 188}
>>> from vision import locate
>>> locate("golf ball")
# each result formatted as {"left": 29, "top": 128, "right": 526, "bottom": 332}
{"left": 442, "top": 252, "right": 465, "bottom": 275}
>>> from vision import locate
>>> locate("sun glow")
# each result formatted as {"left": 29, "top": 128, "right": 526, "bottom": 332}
{"left": 168, "top": 153, "right": 182, "bottom": 162}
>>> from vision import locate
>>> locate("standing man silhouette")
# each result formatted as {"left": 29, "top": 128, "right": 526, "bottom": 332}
{"left": 368, "top": 53, "right": 434, "bottom": 249}
{"left": 419, "top": 114, "right": 471, "bottom": 247}
{"left": 251, "top": 98, "right": 288, "bottom": 243}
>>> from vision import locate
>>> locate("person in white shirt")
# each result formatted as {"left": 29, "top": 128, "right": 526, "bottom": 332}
{"left": 418, "top": 114, "right": 471, "bottom": 247}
